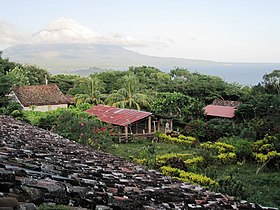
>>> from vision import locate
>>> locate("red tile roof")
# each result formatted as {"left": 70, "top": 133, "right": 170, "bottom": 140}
{"left": 86, "top": 104, "right": 152, "bottom": 126}
{"left": 13, "top": 84, "right": 70, "bottom": 107}
{"left": 204, "top": 105, "right": 236, "bottom": 118}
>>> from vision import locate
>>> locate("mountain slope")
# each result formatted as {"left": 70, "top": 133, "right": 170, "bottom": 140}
{"left": 3, "top": 43, "right": 217, "bottom": 72}
{"left": 3, "top": 43, "right": 280, "bottom": 85}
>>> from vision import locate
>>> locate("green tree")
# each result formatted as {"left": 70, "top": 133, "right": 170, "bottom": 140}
{"left": 151, "top": 92, "right": 195, "bottom": 119}
{"left": 96, "top": 71, "right": 127, "bottom": 94}
{"left": 50, "top": 74, "right": 80, "bottom": 94}
{"left": 73, "top": 75, "right": 105, "bottom": 105}
{"left": 0, "top": 72, "right": 12, "bottom": 107}
{"left": 8, "top": 65, "right": 31, "bottom": 86}
{"left": 262, "top": 70, "right": 280, "bottom": 95}
{"left": 7, "top": 64, "right": 50, "bottom": 86}
{"left": 105, "top": 73, "right": 150, "bottom": 110}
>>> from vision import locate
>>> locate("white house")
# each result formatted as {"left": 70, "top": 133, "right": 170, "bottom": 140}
{"left": 12, "top": 84, "right": 70, "bottom": 112}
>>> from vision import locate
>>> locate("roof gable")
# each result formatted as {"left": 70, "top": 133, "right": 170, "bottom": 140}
{"left": 204, "top": 105, "right": 236, "bottom": 118}
{"left": 86, "top": 104, "right": 152, "bottom": 126}
{"left": 13, "top": 84, "right": 70, "bottom": 107}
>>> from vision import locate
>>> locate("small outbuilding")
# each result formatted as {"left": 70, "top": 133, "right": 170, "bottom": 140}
{"left": 12, "top": 84, "right": 70, "bottom": 112}
{"left": 86, "top": 104, "right": 154, "bottom": 141}
{"left": 204, "top": 99, "right": 241, "bottom": 119}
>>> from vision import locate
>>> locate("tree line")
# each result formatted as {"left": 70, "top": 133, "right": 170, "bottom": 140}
{"left": 1, "top": 56, "right": 280, "bottom": 142}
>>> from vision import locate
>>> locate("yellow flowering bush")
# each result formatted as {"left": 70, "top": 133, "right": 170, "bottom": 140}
{"left": 178, "top": 135, "right": 198, "bottom": 144}
{"left": 160, "top": 166, "right": 218, "bottom": 187}
{"left": 132, "top": 158, "right": 148, "bottom": 165}
{"left": 158, "top": 133, "right": 197, "bottom": 145}
{"left": 254, "top": 150, "right": 280, "bottom": 163}
{"left": 200, "top": 141, "right": 237, "bottom": 164}
{"left": 156, "top": 153, "right": 192, "bottom": 165}
{"left": 253, "top": 135, "right": 276, "bottom": 152}
{"left": 259, "top": 144, "right": 274, "bottom": 153}
{"left": 253, "top": 135, "right": 280, "bottom": 165}
{"left": 200, "top": 141, "right": 235, "bottom": 153}
{"left": 216, "top": 152, "right": 237, "bottom": 164}
{"left": 184, "top": 156, "right": 204, "bottom": 165}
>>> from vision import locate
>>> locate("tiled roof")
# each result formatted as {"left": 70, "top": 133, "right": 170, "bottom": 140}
{"left": 86, "top": 104, "right": 152, "bottom": 126}
{"left": 0, "top": 115, "right": 271, "bottom": 209}
{"left": 204, "top": 105, "right": 236, "bottom": 118}
{"left": 13, "top": 84, "right": 70, "bottom": 107}
{"left": 212, "top": 99, "right": 241, "bottom": 108}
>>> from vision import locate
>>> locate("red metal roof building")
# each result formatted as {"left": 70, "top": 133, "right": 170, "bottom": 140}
{"left": 86, "top": 105, "right": 153, "bottom": 140}
{"left": 204, "top": 105, "right": 236, "bottom": 118}
{"left": 86, "top": 104, "right": 152, "bottom": 126}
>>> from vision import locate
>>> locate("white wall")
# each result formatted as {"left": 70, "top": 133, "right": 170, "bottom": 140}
{"left": 23, "top": 104, "right": 68, "bottom": 112}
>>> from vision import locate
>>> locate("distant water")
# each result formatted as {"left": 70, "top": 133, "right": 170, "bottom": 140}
{"left": 162, "top": 63, "right": 280, "bottom": 85}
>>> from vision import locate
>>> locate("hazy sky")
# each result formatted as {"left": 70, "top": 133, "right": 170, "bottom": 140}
{"left": 1, "top": 0, "right": 280, "bottom": 62}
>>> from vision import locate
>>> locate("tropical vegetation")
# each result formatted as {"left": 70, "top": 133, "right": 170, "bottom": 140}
{"left": 1, "top": 54, "right": 280, "bottom": 208}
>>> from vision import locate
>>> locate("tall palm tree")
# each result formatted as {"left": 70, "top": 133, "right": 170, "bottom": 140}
{"left": 74, "top": 75, "right": 105, "bottom": 105}
{"left": 105, "top": 73, "right": 150, "bottom": 110}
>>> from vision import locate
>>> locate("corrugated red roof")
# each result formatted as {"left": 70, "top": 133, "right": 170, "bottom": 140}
{"left": 204, "top": 105, "right": 236, "bottom": 118}
{"left": 86, "top": 105, "right": 152, "bottom": 126}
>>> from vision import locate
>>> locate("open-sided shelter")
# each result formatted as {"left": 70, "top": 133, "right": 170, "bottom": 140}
{"left": 86, "top": 104, "right": 154, "bottom": 140}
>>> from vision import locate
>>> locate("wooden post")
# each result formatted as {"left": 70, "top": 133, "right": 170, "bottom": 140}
{"left": 170, "top": 119, "right": 173, "bottom": 131}
{"left": 125, "top": 126, "right": 128, "bottom": 141}
{"left": 148, "top": 116, "right": 152, "bottom": 134}
{"left": 153, "top": 121, "right": 156, "bottom": 133}
{"left": 157, "top": 118, "right": 161, "bottom": 132}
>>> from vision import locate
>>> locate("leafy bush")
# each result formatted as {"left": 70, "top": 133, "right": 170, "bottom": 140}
{"left": 184, "top": 119, "right": 208, "bottom": 141}
{"left": 207, "top": 118, "right": 240, "bottom": 141}
{"left": 21, "top": 107, "right": 113, "bottom": 150}
{"left": 0, "top": 101, "right": 22, "bottom": 115}
{"left": 160, "top": 166, "right": 218, "bottom": 187}
{"left": 239, "top": 127, "right": 257, "bottom": 141}
{"left": 217, "top": 176, "right": 247, "bottom": 199}
{"left": 200, "top": 141, "right": 237, "bottom": 164}
{"left": 157, "top": 132, "right": 197, "bottom": 146}
{"left": 219, "top": 137, "right": 253, "bottom": 162}
{"left": 253, "top": 135, "right": 280, "bottom": 169}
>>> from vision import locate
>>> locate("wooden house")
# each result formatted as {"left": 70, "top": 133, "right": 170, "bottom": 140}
{"left": 12, "top": 84, "right": 70, "bottom": 112}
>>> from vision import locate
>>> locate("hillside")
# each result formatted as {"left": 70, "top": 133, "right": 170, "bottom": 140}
{"left": 3, "top": 43, "right": 217, "bottom": 72}
{"left": 3, "top": 43, "right": 280, "bottom": 84}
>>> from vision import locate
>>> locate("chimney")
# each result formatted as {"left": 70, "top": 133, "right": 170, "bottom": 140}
{"left": 45, "top": 75, "right": 48, "bottom": 85}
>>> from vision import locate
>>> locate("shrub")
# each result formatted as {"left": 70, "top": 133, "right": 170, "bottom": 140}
{"left": 239, "top": 127, "right": 257, "bottom": 141}
{"left": 253, "top": 135, "right": 280, "bottom": 169}
{"left": 219, "top": 137, "right": 253, "bottom": 162}
{"left": 0, "top": 101, "right": 22, "bottom": 115}
{"left": 200, "top": 141, "right": 237, "bottom": 164}
{"left": 217, "top": 176, "right": 247, "bottom": 199}
{"left": 184, "top": 156, "right": 204, "bottom": 165}
{"left": 184, "top": 119, "right": 208, "bottom": 141}
{"left": 157, "top": 133, "right": 197, "bottom": 146}
{"left": 165, "top": 157, "right": 188, "bottom": 171}
{"left": 160, "top": 166, "right": 218, "bottom": 187}
{"left": 207, "top": 118, "right": 240, "bottom": 141}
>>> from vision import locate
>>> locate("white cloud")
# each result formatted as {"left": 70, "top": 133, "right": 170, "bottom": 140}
{"left": 0, "top": 20, "right": 29, "bottom": 49}
{"left": 32, "top": 17, "right": 156, "bottom": 47}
